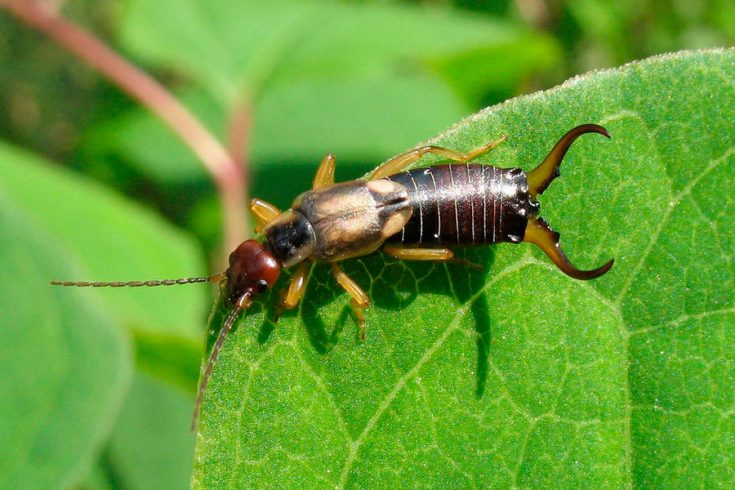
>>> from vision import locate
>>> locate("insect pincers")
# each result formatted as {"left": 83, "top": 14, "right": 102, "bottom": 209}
{"left": 52, "top": 124, "right": 614, "bottom": 429}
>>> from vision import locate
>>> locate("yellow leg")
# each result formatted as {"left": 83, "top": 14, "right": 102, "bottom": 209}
{"left": 280, "top": 262, "right": 310, "bottom": 309}
{"left": 313, "top": 153, "right": 336, "bottom": 189}
{"left": 250, "top": 198, "right": 281, "bottom": 233}
{"left": 382, "top": 245, "right": 454, "bottom": 261}
{"left": 350, "top": 299, "right": 365, "bottom": 337}
{"left": 273, "top": 261, "right": 310, "bottom": 322}
{"left": 369, "top": 135, "right": 507, "bottom": 180}
{"left": 330, "top": 262, "right": 370, "bottom": 339}
{"left": 383, "top": 245, "right": 481, "bottom": 269}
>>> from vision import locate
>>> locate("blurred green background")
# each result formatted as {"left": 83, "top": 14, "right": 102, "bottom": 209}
{"left": 0, "top": 0, "right": 732, "bottom": 488}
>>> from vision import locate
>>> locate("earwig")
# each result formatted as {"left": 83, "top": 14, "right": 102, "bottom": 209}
{"left": 51, "top": 124, "right": 614, "bottom": 429}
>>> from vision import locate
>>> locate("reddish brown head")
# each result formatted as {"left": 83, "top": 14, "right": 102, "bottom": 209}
{"left": 225, "top": 240, "right": 281, "bottom": 304}
{"left": 189, "top": 239, "right": 282, "bottom": 431}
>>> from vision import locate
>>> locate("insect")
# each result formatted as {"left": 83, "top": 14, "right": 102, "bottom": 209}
{"left": 52, "top": 124, "right": 614, "bottom": 428}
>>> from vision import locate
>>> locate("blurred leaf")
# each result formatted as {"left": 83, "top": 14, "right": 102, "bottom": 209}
{"left": 565, "top": 0, "right": 735, "bottom": 71}
{"left": 119, "top": 0, "right": 559, "bottom": 100}
{"left": 133, "top": 328, "right": 201, "bottom": 394}
{"left": 566, "top": 0, "right": 629, "bottom": 60}
{"left": 81, "top": 72, "right": 470, "bottom": 186}
{"left": 430, "top": 34, "right": 562, "bottom": 104}
{"left": 252, "top": 72, "right": 471, "bottom": 163}
{"left": 91, "top": 371, "right": 195, "bottom": 490}
{"left": 0, "top": 143, "right": 209, "bottom": 341}
{"left": 84, "top": 463, "right": 115, "bottom": 490}
{"left": 0, "top": 196, "right": 132, "bottom": 489}
{"left": 713, "top": 0, "right": 735, "bottom": 39}
{"left": 91, "top": 0, "right": 559, "bottom": 187}
{"left": 194, "top": 50, "right": 735, "bottom": 487}
{"left": 81, "top": 92, "right": 216, "bottom": 185}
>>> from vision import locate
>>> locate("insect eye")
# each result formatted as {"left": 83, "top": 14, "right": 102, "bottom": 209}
{"left": 256, "top": 280, "right": 269, "bottom": 294}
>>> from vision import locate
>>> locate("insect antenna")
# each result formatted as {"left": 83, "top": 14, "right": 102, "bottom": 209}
{"left": 50, "top": 273, "right": 226, "bottom": 288}
{"left": 191, "top": 292, "right": 252, "bottom": 431}
{"left": 50, "top": 271, "right": 236, "bottom": 430}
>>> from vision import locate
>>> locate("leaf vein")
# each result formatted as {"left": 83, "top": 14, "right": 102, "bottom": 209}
{"left": 615, "top": 147, "right": 735, "bottom": 306}
{"left": 336, "top": 258, "right": 537, "bottom": 488}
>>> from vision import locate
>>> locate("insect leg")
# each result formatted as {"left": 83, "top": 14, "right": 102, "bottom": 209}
{"left": 330, "top": 262, "right": 370, "bottom": 339}
{"left": 250, "top": 198, "right": 281, "bottom": 232}
{"left": 383, "top": 245, "right": 482, "bottom": 270}
{"left": 369, "top": 135, "right": 507, "bottom": 180}
{"left": 313, "top": 153, "right": 336, "bottom": 189}
{"left": 274, "top": 261, "right": 311, "bottom": 321}
{"left": 383, "top": 245, "right": 481, "bottom": 270}
{"left": 382, "top": 245, "right": 454, "bottom": 261}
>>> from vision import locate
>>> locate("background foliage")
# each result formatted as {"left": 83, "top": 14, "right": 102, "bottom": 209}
{"left": 0, "top": 1, "right": 733, "bottom": 489}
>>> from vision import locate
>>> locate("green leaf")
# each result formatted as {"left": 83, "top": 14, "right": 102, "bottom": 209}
{"left": 91, "top": 371, "right": 196, "bottom": 490}
{"left": 0, "top": 143, "right": 209, "bottom": 341}
{"left": 194, "top": 49, "right": 735, "bottom": 487}
{"left": 0, "top": 196, "right": 132, "bottom": 489}
{"left": 94, "top": 0, "right": 559, "bottom": 187}
{"left": 81, "top": 73, "right": 471, "bottom": 186}
{"left": 119, "top": 0, "right": 558, "bottom": 100}
{"left": 0, "top": 142, "right": 207, "bottom": 487}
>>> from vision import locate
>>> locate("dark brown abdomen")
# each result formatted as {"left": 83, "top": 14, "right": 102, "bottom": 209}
{"left": 384, "top": 164, "right": 535, "bottom": 246}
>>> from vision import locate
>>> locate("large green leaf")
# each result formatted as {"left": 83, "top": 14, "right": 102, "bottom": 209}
{"left": 0, "top": 142, "right": 207, "bottom": 488}
{"left": 98, "top": 371, "right": 196, "bottom": 490}
{"left": 89, "top": 0, "right": 557, "bottom": 186}
{"left": 193, "top": 50, "right": 735, "bottom": 487}
{"left": 119, "top": 0, "right": 558, "bottom": 100}
{"left": 0, "top": 197, "right": 131, "bottom": 489}
{"left": 0, "top": 143, "right": 208, "bottom": 341}
{"left": 82, "top": 73, "right": 471, "bottom": 186}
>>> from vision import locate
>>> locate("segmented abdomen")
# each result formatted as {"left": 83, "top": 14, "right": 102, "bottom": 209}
{"left": 384, "top": 164, "right": 533, "bottom": 246}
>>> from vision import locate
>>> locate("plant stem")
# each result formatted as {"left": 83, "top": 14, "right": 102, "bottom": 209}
{"left": 1, "top": 0, "right": 249, "bottom": 253}
{"left": 224, "top": 99, "right": 253, "bottom": 252}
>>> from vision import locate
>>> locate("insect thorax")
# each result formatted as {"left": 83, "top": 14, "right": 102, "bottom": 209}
{"left": 292, "top": 180, "right": 411, "bottom": 262}
{"left": 263, "top": 210, "right": 317, "bottom": 268}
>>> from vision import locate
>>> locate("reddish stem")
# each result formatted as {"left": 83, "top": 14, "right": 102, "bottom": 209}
{"left": 223, "top": 99, "right": 253, "bottom": 252}
{"left": 1, "top": 0, "right": 249, "bottom": 253}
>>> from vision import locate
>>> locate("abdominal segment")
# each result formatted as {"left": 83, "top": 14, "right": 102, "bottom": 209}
{"left": 384, "top": 164, "right": 532, "bottom": 247}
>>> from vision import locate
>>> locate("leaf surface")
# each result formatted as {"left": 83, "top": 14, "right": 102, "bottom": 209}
{"left": 0, "top": 142, "right": 207, "bottom": 487}
{"left": 0, "top": 144, "right": 208, "bottom": 340}
{"left": 0, "top": 197, "right": 131, "bottom": 489}
{"left": 88, "top": 0, "right": 557, "bottom": 186}
{"left": 100, "top": 372, "right": 196, "bottom": 490}
{"left": 194, "top": 49, "right": 735, "bottom": 488}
